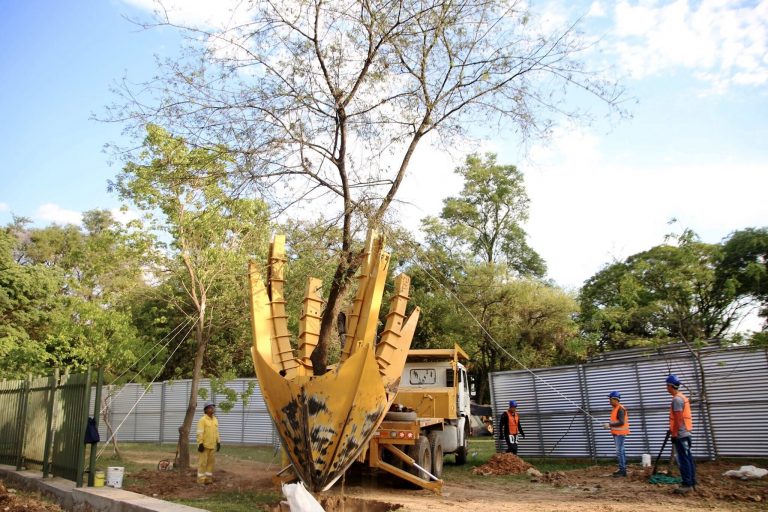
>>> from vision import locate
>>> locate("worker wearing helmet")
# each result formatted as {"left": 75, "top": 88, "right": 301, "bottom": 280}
{"left": 196, "top": 402, "right": 221, "bottom": 484}
{"left": 603, "top": 390, "right": 630, "bottom": 477}
{"left": 499, "top": 400, "right": 525, "bottom": 455}
{"left": 666, "top": 375, "right": 696, "bottom": 493}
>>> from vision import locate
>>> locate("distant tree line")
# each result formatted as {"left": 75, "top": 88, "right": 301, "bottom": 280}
{"left": 2, "top": 141, "right": 765, "bottom": 404}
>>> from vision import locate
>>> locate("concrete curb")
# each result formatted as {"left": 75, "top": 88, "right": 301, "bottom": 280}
{"left": 0, "top": 465, "right": 207, "bottom": 512}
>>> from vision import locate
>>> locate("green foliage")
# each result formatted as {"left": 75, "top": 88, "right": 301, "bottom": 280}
{"left": 718, "top": 227, "right": 768, "bottom": 330}
{"left": 422, "top": 153, "right": 546, "bottom": 276}
{"left": 113, "top": 124, "right": 271, "bottom": 380}
{"left": 0, "top": 212, "right": 156, "bottom": 380}
{"left": 579, "top": 229, "right": 757, "bottom": 351}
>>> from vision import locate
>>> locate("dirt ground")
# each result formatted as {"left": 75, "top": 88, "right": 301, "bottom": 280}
{"left": 0, "top": 480, "right": 62, "bottom": 512}
{"left": 119, "top": 450, "right": 768, "bottom": 512}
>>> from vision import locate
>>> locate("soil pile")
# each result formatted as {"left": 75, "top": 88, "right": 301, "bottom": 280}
{"left": 471, "top": 453, "right": 533, "bottom": 476}
{"left": 0, "top": 480, "right": 62, "bottom": 512}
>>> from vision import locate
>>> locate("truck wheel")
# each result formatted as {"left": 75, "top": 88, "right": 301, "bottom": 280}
{"left": 455, "top": 425, "right": 469, "bottom": 465}
{"left": 427, "top": 431, "right": 444, "bottom": 478}
{"left": 407, "top": 436, "right": 432, "bottom": 480}
{"left": 384, "top": 411, "right": 418, "bottom": 421}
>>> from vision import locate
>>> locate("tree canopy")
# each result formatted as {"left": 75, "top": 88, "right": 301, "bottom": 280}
{"left": 109, "top": 0, "right": 625, "bottom": 373}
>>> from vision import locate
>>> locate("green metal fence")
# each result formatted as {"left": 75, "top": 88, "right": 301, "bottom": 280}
{"left": 0, "top": 368, "right": 103, "bottom": 487}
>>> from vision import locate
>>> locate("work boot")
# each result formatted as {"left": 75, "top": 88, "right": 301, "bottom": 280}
{"left": 612, "top": 469, "right": 627, "bottom": 477}
{"left": 674, "top": 485, "right": 692, "bottom": 494}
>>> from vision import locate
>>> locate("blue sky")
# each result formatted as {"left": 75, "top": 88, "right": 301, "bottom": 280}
{"left": 1, "top": 0, "right": 766, "bottom": 302}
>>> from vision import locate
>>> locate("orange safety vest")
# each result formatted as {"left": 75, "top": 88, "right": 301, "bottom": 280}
{"left": 505, "top": 411, "right": 520, "bottom": 435}
{"left": 669, "top": 391, "right": 693, "bottom": 434}
{"left": 610, "top": 403, "right": 630, "bottom": 436}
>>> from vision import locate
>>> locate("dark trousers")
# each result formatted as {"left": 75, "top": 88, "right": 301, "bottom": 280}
{"left": 673, "top": 436, "right": 696, "bottom": 487}
{"left": 505, "top": 434, "right": 519, "bottom": 455}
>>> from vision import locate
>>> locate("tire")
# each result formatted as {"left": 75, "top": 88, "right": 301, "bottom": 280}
{"left": 384, "top": 411, "right": 418, "bottom": 421}
{"left": 455, "top": 423, "right": 469, "bottom": 465}
{"left": 407, "top": 436, "right": 432, "bottom": 480}
{"left": 427, "top": 431, "right": 444, "bottom": 478}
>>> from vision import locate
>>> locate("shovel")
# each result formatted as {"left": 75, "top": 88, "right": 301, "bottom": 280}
{"left": 648, "top": 431, "right": 681, "bottom": 484}
{"left": 652, "top": 430, "right": 671, "bottom": 475}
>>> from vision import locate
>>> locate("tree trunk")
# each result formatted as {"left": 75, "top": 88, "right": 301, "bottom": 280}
{"left": 175, "top": 316, "right": 208, "bottom": 469}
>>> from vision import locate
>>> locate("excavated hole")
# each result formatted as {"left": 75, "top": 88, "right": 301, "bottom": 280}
{"left": 268, "top": 496, "right": 402, "bottom": 511}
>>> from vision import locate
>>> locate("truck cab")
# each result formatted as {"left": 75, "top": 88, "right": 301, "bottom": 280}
{"left": 393, "top": 345, "right": 472, "bottom": 464}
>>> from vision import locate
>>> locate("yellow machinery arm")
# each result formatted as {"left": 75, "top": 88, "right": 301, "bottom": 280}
{"left": 248, "top": 231, "right": 419, "bottom": 491}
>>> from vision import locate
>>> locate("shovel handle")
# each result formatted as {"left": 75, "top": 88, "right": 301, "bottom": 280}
{"left": 652, "top": 430, "right": 671, "bottom": 474}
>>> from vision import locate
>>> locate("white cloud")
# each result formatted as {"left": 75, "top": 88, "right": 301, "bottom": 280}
{"left": 110, "top": 207, "right": 141, "bottom": 225}
{"left": 522, "top": 128, "right": 768, "bottom": 289}
{"left": 35, "top": 204, "right": 83, "bottom": 226}
{"left": 608, "top": 0, "right": 768, "bottom": 92}
{"left": 121, "top": 0, "right": 252, "bottom": 28}
{"left": 587, "top": 1, "right": 606, "bottom": 17}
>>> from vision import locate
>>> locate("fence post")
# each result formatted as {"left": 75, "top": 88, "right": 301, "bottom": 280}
{"left": 14, "top": 377, "right": 31, "bottom": 470}
{"left": 86, "top": 368, "right": 104, "bottom": 487}
{"left": 75, "top": 368, "right": 93, "bottom": 488}
{"left": 577, "top": 365, "right": 596, "bottom": 462}
{"left": 530, "top": 372, "right": 545, "bottom": 457}
{"left": 42, "top": 369, "right": 60, "bottom": 478}
{"left": 632, "top": 362, "right": 651, "bottom": 455}
{"left": 159, "top": 381, "right": 166, "bottom": 444}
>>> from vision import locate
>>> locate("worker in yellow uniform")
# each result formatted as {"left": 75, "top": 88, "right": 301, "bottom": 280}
{"left": 196, "top": 402, "right": 221, "bottom": 484}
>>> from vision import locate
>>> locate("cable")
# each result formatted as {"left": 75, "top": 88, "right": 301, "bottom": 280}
{"left": 403, "top": 239, "right": 602, "bottom": 424}
{"left": 96, "top": 317, "right": 198, "bottom": 460}
{"left": 99, "top": 317, "right": 194, "bottom": 417}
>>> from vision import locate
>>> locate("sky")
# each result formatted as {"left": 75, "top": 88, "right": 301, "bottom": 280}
{"left": 1, "top": 0, "right": 766, "bottom": 297}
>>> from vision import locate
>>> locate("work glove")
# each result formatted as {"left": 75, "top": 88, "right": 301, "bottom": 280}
{"left": 603, "top": 423, "right": 611, "bottom": 430}
{"left": 216, "top": 442, "right": 221, "bottom": 452}
{"left": 197, "top": 443, "right": 205, "bottom": 453}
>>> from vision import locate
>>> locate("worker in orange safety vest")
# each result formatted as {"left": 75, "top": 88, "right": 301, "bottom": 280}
{"left": 603, "top": 390, "right": 630, "bottom": 477}
{"left": 499, "top": 400, "right": 525, "bottom": 455}
{"left": 666, "top": 374, "right": 696, "bottom": 494}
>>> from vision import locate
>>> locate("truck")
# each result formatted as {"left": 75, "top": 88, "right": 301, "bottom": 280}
{"left": 361, "top": 345, "right": 472, "bottom": 493}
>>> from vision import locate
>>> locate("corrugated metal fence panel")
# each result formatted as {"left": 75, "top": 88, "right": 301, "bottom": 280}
{"left": 162, "top": 380, "right": 191, "bottom": 443}
{"left": 703, "top": 348, "right": 768, "bottom": 456}
{"left": 96, "top": 378, "right": 275, "bottom": 446}
{"left": 490, "top": 345, "right": 768, "bottom": 458}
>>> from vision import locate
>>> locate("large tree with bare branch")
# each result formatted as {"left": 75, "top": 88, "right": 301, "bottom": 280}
{"left": 107, "top": 0, "right": 625, "bottom": 373}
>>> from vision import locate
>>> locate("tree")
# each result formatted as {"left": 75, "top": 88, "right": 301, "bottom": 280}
{"left": 718, "top": 227, "right": 768, "bottom": 327}
{"left": 109, "top": 0, "right": 625, "bottom": 373}
{"left": 1, "top": 213, "right": 155, "bottom": 380}
{"left": 113, "top": 125, "right": 270, "bottom": 469}
{"left": 0, "top": 228, "right": 64, "bottom": 378}
{"left": 411, "top": 152, "right": 560, "bottom": 400}
{"left": 422, "top": 152, "right": 545, "bottom": 275}
{"left": 579, "top": 230, "right": 753, "bottom": 351}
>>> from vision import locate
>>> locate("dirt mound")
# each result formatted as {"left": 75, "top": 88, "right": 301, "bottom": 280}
{"left": 0, "top": 480, "right": 62, "bottom": 512}
{"left": 471, "top": 453, "right": 533, "bottom": 476}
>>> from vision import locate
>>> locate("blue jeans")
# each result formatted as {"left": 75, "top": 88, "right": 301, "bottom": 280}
{"left": 613, "top": 434, "right": 626, "bottom": 472}
{"left": 673, "top": 436, "right": 696, "bottom": 487}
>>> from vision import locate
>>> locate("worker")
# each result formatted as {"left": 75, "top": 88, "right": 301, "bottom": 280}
{"left": 196, "top": 402, "right": 221, "bottom": 484}
{"left": 666, "top": 374, "right": 696, "bottom": 493}
{"left": 603, "top": 390, "right": 630, "bottom": 477}
{"left": 499, "top": 400, "right": 525, "bottom": 454}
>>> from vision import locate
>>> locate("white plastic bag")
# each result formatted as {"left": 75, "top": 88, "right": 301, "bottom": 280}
{"left": 722, "top": 465, "right": 768, "bottom": 480}
{"left": 282, "top": 482, "right": 325, "bottom": 512}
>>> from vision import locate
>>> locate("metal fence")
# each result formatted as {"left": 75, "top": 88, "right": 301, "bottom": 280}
{"left": 489, "top": 343, "right": 768, "bottom": 460}
{"left": 97, "top": 378, "right": 277, "bottom": 447}
{"left": 0, "top": 369, "right": 102, "bottom": 486}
